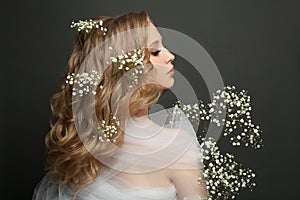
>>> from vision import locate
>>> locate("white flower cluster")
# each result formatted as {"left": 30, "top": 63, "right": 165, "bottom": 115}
{"left": 66, "top": 70, "right": 101, "bottom": 96}
{"left": 70, "top": 19, "right": 107, "bottom": 35}
{"left": 174, "top": 85, "right": 263, "bottom": 149}
{"left": 108, "top": 48, "right": 145, "bottom": 88}
{"left": 213, "top": 86, "right": 263, "bottom": 149}
{"left": 199, "top": 137, "right": 256, "bottom": 200}
{"left": 173, "top": 85, "right": 263, "bottom": 199}
{"left": 92, "top": 113, "right": 120, "bottom": 143}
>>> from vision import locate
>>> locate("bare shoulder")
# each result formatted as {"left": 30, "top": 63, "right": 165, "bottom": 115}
{"left": 165, "top": 168, "right": 208, "bottom": 200}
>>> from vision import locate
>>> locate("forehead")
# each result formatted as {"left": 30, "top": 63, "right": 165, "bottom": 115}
{"left": 147, "top": 23, "right": 162, "bottom": 47}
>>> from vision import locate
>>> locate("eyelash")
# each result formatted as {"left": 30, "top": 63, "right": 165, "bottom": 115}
{"left": 150, "top": 49, "right": 162, "bottom": 56}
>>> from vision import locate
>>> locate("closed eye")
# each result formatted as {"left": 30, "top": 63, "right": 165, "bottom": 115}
{"left": 150, "top": 49, "right": 162, "bottom": 56}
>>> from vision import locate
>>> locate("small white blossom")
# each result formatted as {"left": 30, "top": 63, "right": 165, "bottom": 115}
{"left": 70, "top": 19, "right": 107, "bottom": 35}
{"left": 66, "top": 70, "right": 100, "bottom": 97}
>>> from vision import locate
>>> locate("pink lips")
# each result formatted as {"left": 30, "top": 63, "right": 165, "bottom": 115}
{"left": 167, "top": 69, "right": 174, "bottom": 76}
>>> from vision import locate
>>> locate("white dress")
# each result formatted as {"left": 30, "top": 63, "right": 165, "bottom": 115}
{"left": 33, "top": 107, "right": 204, "bottom": 200}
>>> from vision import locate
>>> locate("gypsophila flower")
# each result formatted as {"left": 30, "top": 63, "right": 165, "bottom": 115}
{"left": 197, "top": 136, "right": 256, "bottom": 200}
{"left": 173, "top": 85, "right": 263, "bottom": 149}
{"left": 173, "top": 85, "right": 263, "bottom": 199}
{"left": 92, "top": 113, "right": 120, "bottom": 143}
{"left": 70, "top": 19, "right": 107, "bottom": 35}
{"left": 108, "top": 48, "right": 145, "bottom": 88}
{"left": 66, "top": 70, "right": 101, "bottom": 97}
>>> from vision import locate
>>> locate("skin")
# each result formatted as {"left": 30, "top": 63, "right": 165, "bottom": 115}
{"left": 148, "top": 23, "right": 175, "bottom": 89}
{"left": 130, "top": 23, "right": 208, "bottom": 199}
{"left": 134, "top": 23, "right": 175, "bottom": 118}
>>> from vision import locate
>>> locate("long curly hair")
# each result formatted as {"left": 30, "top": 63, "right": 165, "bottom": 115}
{"left": 44, "top": 11, "right": 164, "bottom": 199}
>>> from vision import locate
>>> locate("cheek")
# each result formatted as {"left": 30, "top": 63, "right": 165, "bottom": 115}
{"left": 149, "top": 65, "right": 174, "bottom": 89}
{"left": 149, "top": 56, "right": 161, "bottom": 65}
{"left": 149, "top": 57, "right": 167, "bottom": 80}
{"left": 149, "top": 57, "right": 155, "bottom": 65}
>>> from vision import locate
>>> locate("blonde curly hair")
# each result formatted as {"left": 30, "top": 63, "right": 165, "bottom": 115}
{"left": 44, "top": 11, "right": 164, "bottom": 199}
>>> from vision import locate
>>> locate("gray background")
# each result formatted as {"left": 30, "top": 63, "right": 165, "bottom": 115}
{"left": 1, "top": 0, "right": 299, "bottom": 199}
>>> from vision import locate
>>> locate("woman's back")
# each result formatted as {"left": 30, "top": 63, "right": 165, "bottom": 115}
{"left": 33, "top": 107, "right": 205, "bottom": 200}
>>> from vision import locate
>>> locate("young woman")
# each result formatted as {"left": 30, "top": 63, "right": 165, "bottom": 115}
{"left": 33, "top": 11, "right": 208, "bottom": 200}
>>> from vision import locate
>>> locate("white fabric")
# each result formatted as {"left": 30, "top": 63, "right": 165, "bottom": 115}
{"left": 33, "top": 107, "right": 204, "bottom": 200}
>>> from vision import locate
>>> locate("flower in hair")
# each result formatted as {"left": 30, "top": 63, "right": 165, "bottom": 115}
{"left": 108, "top": 48, "right": 145, "bottom": 88}
{"left": 92, "top": 113, "right": 120, "bottom": 143}
{"left": 66, "top": 70, "right": 102, "bottom": 96}
{"left": 70, "top": 19, "right": 107, "bottom": 35}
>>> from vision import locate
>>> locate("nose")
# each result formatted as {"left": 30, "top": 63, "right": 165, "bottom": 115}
{"left": 163, "top": 48, "right": 175, "bottom": 63}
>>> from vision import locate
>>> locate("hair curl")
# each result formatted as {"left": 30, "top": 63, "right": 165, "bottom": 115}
{"left": 44, "top": 11, "right": 164, "bottom": 199}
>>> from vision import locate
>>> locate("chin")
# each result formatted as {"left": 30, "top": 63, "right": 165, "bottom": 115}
{"left": 168, "top": 78, "right": 175, "bottom": 88}
{"left": 162, "top": 78, "right": 175, "bottom": 90}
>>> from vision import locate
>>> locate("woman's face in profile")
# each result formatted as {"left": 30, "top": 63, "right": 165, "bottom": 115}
{"left": 147, "top": 23, "right": 175, "bottom": 89}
